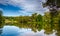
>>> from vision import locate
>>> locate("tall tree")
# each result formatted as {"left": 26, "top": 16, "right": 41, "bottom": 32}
{"left": 43, "top": 0, "right": 60, "bottom": 16}
{"left": 0, "top": 10, "right": 3, "bottom": 24}
{"left": 43, "top": 0, "right": 60, "bottom": 27}
{"left": 31, "top": 13, "right": 37, "bottom": 22}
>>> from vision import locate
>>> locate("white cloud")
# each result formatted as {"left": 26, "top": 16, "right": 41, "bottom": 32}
{"left": 0, "top": 0, "right": 48, "bottom": 15}
{"left": 18, "top": 30, "right": 45, "bottom": 36}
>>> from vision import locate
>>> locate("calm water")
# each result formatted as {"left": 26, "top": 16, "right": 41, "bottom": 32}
{"left": 0, "top": 25, "right": 57, "bottom": 36}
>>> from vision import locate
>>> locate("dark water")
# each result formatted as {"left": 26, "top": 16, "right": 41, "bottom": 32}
{"left": 0, "top": 25, "right": 57, "bottom": 36}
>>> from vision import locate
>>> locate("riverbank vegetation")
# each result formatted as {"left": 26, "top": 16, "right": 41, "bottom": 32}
{"left": 0, "top": 10, "right": 60, "bottom": 30}
{"left": 0, "top": 10, "right": 60, "bottom": 36}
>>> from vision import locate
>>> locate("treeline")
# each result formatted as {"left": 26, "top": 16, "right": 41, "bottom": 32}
{"left": 0, "top": 10, "right": 60, "bottom": 28}
{"left": 0, "top": 10, "right": 60, "bottom": 34}
{"left": 4, "top": 13, "right": 43, "bottom": 24}
{"left": 0, "top": 10, "right": 60, "bottom": 25}
{"left": 4, "top": 13, "right": 43, "bottom": 32}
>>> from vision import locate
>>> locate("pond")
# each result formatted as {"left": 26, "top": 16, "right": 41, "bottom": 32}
{"left": 0, "top": 24, "right": 58, "bottom": 36}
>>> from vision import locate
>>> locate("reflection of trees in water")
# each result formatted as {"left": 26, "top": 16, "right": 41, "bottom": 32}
{"left": 55, "top": 20, "right": 60, "bottom": 36}
{"left": 6, "top": 23, "right": 43, "bottom": 32}
{"left": 5, "top": 19, "right": 60, "bottom": 36}
{"left": 0, "top": 10, "right": 4, "bottom": 36}
{"left": 4, "top": 23, "right": 60, "bottom": 36}
{"left": 0, "top": 28, "right": 3, "bottom": 35}
{"left": 56, "top": 27, "right": 60, "bottom": 36}
{"left": 44, "top": 24, "right": 53, "bottom": 34}
{"left": 0, "top": 24, "right": 3, "bottom": 36}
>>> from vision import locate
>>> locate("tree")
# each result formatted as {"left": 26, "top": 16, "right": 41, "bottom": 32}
{"left": 0, "top": 10, "right": 3, "bottom": 24}
{"left": 43, "top": 0, "right": 60, "bottom": 28}
{"left": 43, "top": 0, "right": 60, "bottom": 17}
{"left": 36, "top": 14, "right": 42, "bottom": 22}
{"left": 31, "top": 13, "right": 37, "bottom": 22}
{"left": 43, "top": 0, "right": 60, "bottom": 7}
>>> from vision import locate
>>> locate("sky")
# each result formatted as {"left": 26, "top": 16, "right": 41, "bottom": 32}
{"left": 0, "top": 0, "right": 49, "bottom": 16}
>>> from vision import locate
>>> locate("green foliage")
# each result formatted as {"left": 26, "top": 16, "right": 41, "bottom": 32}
{"left": 0, "top": 11, "right": 3, "bottom": 24}
{"left": 43, "top": 1, "right": 60, "bottom": 34}
{"left": 43, "top": 0, "right": 60, "bottom": 18}
{"left": 43, "top": 10, "right": 60, "bottom": 35}
{"left": 36, "top": 14, "right": 42, "bottom": 22}
{"left": 43, "top": 0, "right": 60, "bottom": 7}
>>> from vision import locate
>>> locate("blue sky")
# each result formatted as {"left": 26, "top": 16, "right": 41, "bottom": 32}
{"left": 0, "top": 0, "right": 49, "bottom": 16}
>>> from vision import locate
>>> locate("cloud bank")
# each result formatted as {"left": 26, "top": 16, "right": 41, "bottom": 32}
{"left": 0, "top": 0, "right": 48, "bottom": 16}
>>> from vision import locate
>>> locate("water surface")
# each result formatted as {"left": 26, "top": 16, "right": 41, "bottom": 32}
{"left": 0, "top": 25, "right": 57, "bottom": 36}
